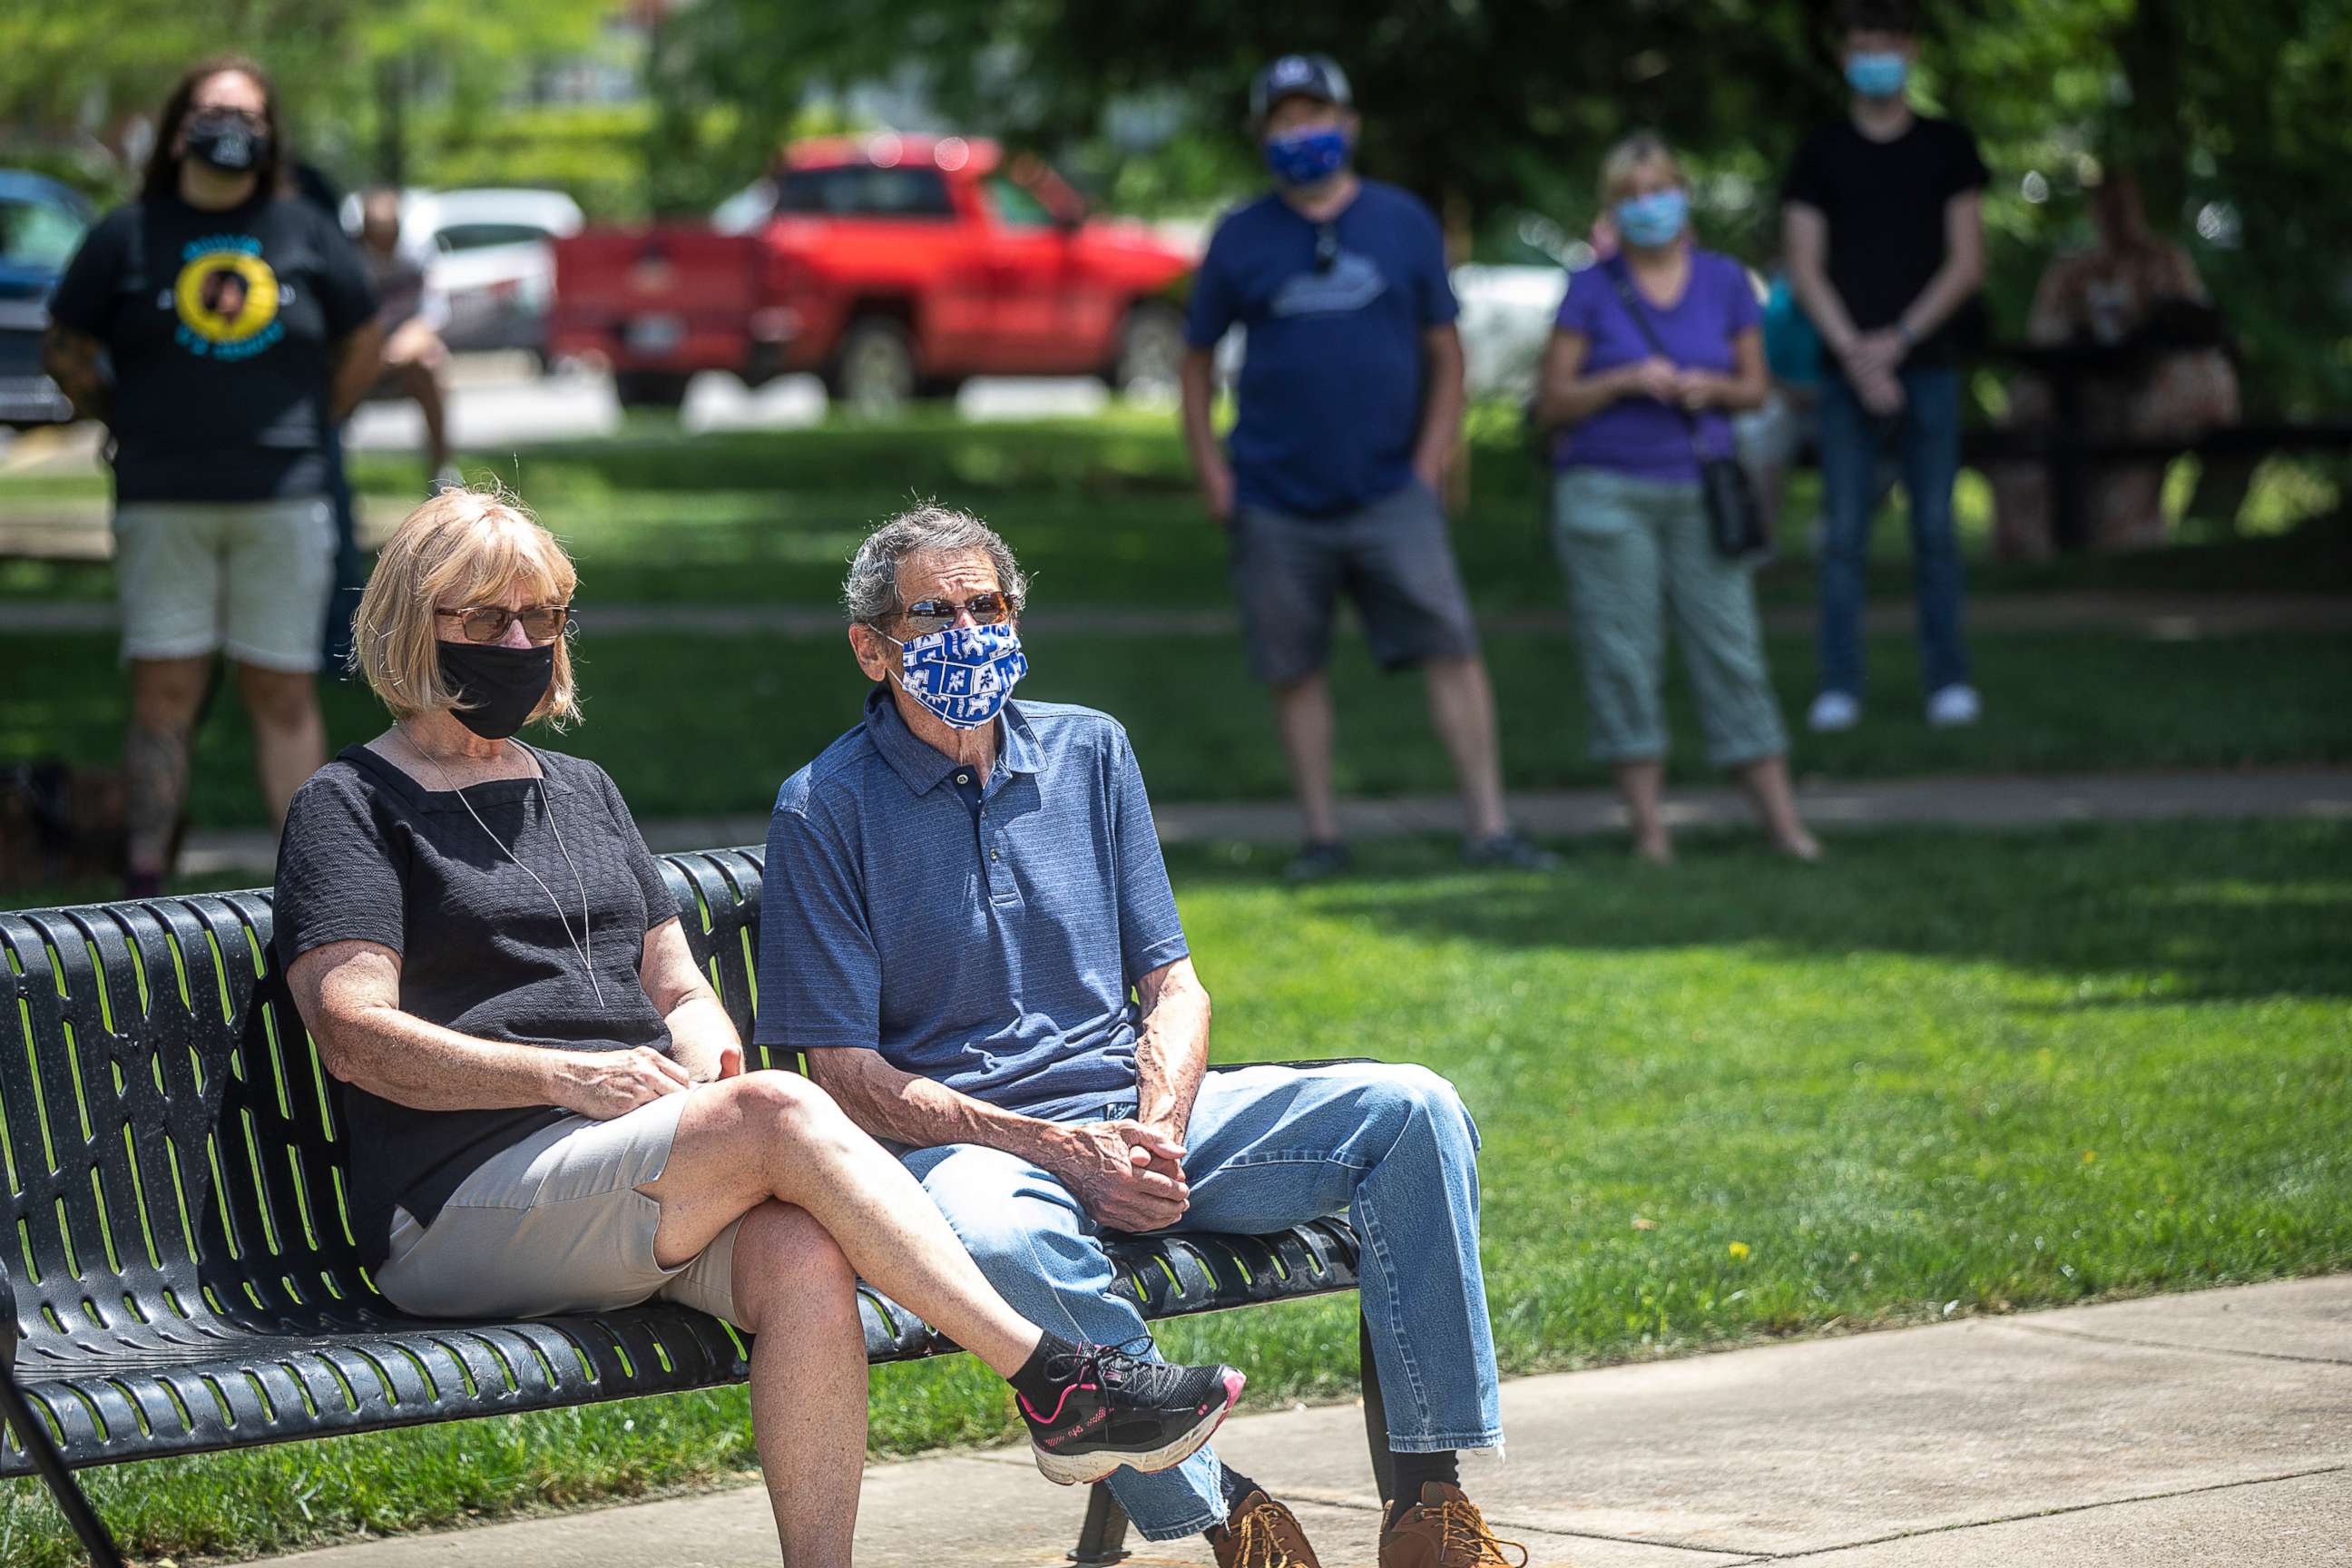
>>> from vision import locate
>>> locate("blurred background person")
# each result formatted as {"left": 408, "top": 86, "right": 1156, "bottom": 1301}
{"left": 1180, "top": 53, "right": 1553, "bottom": 882}
{"left": 1783, "top": 0, "right": 1989, "bottom": 735}
{"left": 1991, "top": 172, "right": 2240, "bottom": 558}
{"left": 40, "top": 55, "right": 382, "bottom": 896}
{"left": 1538, "top": 134, "right": 1818, "bottom": 864}
{"left": 357, "top": 184, "right": 461, "bottom": 493}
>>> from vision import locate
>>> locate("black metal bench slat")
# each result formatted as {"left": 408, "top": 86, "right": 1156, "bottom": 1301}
{"left": 1, "top": 848, "right": 1363, "bottom": 1483}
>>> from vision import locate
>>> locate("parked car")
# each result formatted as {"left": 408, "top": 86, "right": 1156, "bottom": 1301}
{"left": 552, "top": 134, "right": 1194, "bottom": 411}
{"left": 0, "top": 172, "right": 94, "bottom": 428}
{"left": 345, "top": 187, "right": 584, "bottom": 362}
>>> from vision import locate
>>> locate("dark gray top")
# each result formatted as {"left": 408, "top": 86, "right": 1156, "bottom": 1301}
{"left": 272, "top": 743, "right": 676, "bottom": 1268}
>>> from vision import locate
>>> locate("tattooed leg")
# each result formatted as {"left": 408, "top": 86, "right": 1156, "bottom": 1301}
{"left": 123, "top": 657, "right": 211, "bottom": 878}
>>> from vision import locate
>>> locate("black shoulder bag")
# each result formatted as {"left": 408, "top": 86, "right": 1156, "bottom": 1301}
{"left": 1603, "top": 261, "right": 1770, "bottom": 560}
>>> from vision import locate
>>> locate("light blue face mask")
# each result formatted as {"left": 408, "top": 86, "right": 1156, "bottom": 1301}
{"left": 1613, "top": 189, "right": 1690, "bottom": 249}
{"left": 1846, "top": 51, "right": 1909, "bottom": 98}
{"left": 887, "top": 622, "right": 1029, "bottom": 730}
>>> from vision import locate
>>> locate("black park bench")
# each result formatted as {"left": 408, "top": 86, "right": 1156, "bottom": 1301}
{"left": 0, "top": 848, "right": 1392, "bottom": 1567}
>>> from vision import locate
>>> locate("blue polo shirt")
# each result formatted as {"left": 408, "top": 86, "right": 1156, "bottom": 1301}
{"left": 756, "top": 688, "right": 1190, "bottom": 1122}
{"left": 1184, "top": 178, "right": 1458, "bottom": 519}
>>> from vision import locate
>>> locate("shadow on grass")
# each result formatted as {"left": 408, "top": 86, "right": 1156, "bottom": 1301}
{"left": 1174, "top": 818, "right": 2352, "bottom": 1005}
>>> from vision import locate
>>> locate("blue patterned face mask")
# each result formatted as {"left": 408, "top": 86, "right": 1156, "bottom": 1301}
{"left": 1264, "top": 127, "right": 1352, "bottom": 188}
{"left": 887, "top": 622, "right": 1029, "bottom": 730}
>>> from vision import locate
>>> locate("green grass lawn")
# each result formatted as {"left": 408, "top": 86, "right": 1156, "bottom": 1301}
{"left": 5, "top": 818, "right": 2346, "bottom": 1567}
{"left": 5, "top": 412, "right": 2347, "bottom": 609}
{"left": 5, "top": 625, "right": 2347, "bottom": 833}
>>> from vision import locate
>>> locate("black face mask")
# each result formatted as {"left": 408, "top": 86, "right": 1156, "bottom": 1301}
{"left": 182, "top": 109, "right": 269, "bottom": 173}
{"left": 436, "top": 640, "right": 555, "bottom": 740}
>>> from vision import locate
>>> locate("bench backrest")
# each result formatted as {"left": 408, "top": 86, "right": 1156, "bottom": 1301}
{"left": 0, "top": 850, "right": 769, "bottom": 1354}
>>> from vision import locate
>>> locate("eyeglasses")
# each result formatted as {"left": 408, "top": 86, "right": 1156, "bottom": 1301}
{"left": 893, "top": 592, "right": 1014, "bottom": 634}
{"left": 1314, "top": 222, "right": 1339, "bottom": 275}
{"left": 436, "top": 604, "right": 571, "bottom": 644}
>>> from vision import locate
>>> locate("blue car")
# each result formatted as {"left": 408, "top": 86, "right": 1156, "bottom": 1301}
{"left": 0, "top": 171, "right": 95, "bottom": 428}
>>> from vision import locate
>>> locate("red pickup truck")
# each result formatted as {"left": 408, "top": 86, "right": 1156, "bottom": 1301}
{"left": 550, "top": 134, "right": 1195, "bottom": 410}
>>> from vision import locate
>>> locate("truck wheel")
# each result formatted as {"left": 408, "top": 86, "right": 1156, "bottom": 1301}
{"left": 1108, "top": 301, "right": 1187, "bottom": 403}
{"left": 828, "top": 318, "right": 917, "bottom": 416}
{"left": 613, "top": 370, "right": 692, "bottom": 411}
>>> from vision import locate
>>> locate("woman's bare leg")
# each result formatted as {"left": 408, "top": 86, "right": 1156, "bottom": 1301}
{"left": 1617, "top": 759, "right": 1672, "bottom": 862}
{"left": 1735, "top": 755, "right": 1822, "bottom": 860}
{"left": 731, "top": 1200, "right": 868, "bottom": 1568}
{"left": 640, "top": 1073, "right": 1043, "bottom": 1376}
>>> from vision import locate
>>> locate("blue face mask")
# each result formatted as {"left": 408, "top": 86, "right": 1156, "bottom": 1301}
{"left": 887, "top": 622, "right": 1029, "bottom": 730}
{"left": 1846, "top": 51, "right": 1909, "bottom": 98}
{"left": 1263, "top": 126, "right": 1352, "bottom": 188}
{"left": 1613, "top": 189, "right": 1690, "bottom": 250}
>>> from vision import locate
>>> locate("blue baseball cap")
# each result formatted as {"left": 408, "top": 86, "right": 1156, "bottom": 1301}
{"left": 1250, "top": 54, "right": 1354, "bottom": 122}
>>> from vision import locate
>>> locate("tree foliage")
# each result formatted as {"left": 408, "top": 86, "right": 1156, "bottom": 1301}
{"left": 656, "top": 0, "right": 2352, "bottom": 411}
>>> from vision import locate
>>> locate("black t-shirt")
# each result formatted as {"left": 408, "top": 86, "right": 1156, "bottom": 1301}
{"left": 1782, "top": 114, "right": 1990, "bottom": 367}
{"left": 271, "top": 744, "right": 678, "bottom": 1269}
{"left": 46, "top": 190, "right": 377, "bottom": 504}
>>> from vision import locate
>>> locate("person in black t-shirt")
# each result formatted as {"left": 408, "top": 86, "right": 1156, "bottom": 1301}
{"left": 43, "top": 55, "right": 385, "bottom": 897}
{"left": 274, "top": 489, "right": 1246, "bottom": 1556}
{"left": 1781, "top": 0, "right": 1989, "bottom": 736}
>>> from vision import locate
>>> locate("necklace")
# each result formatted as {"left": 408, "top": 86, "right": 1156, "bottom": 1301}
{"left": 396, "top": 724, "right": 606, "bottom": 1008}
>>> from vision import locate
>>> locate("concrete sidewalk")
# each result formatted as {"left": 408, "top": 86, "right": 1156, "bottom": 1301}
{"left": 177, "top": 767, "right": 2352, "bottom": 877}
{"left": 250, "top": 1275, "right": 2352, "bottom": 1567}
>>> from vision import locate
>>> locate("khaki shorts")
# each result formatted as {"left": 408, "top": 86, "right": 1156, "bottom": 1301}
{"left": 113, "top": 497, "right": 335, "bottom": 671}
{"left": 375, "top": 1093, "right": 745, "bottom": 1327}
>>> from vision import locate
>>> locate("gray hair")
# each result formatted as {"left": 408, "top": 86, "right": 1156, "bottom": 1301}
{"left": 843, "top": 503, "right": 1029, "bottom": 625}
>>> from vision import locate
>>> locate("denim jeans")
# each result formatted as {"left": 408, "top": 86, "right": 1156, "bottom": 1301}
{"left": 900, "top": 1062, "right": 1502, "bottom": 1540}
{"left": 1815, "top": 365, "right": 1972, "bottom": 698}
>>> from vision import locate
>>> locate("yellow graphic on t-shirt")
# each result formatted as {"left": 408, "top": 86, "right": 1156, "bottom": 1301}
{"left": 172, "top": 247, "right": 281, "bottom": 355}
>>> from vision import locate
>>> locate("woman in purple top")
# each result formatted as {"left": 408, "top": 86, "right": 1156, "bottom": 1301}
{"left": 1537, "top": 134, "right": 1818, "bottom": 863}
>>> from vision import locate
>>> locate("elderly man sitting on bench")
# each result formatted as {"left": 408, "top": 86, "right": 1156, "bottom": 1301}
{"left": 760, "top": 505, "right": 1515, "bottom": 1568}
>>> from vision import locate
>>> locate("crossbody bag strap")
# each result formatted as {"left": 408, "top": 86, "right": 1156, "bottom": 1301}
{"left": 1602, "top": 260, "right": 1710, "bottom": 456}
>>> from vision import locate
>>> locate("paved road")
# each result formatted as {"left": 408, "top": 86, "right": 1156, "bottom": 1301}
{"left": 0, "top": 359, "right": 1118, "bottom": 479}
{"left": 248, "top": 1274, "right": 2352, "bottom": 1567}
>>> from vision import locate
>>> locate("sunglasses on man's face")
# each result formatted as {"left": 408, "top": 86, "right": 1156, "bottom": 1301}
{"left": 436, "top": 604, "right": 571, "bottom": 644}
{"left": 895, "top": 592, "right": 1014, "bottom": 634}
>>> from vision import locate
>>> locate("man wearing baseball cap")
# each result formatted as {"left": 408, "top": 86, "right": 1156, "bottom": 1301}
{"left": 1181, "top": 54, "right": 1553, "bottom": 884}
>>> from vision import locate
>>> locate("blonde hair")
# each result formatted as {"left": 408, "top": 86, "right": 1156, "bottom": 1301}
{"left": 1598, "top": 132, "right": 1687, "bottom": 207}
{"left": 350, "top": 486, "right": 583, "bottom": 728}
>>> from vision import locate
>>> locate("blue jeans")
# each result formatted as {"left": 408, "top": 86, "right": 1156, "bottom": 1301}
{"left": 901, "top": 1063, "right": 1502, "bottom": 1540}
{"left": 1815, "top": 366, "right": 1971, "bottom": 698}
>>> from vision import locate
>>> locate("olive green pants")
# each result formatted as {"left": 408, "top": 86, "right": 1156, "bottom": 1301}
{"left": 1552, "top": 467, "right": 1788, "bottom": 767}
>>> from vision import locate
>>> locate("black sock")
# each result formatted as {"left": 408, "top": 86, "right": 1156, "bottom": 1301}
{"left": 1386, "top": 1451, "right": 1461, "bottom": 1528}
{"left": 1008, "top": 1332, "right": 1084, "bottom": 1418}
{"left": 1203, "top": 1466, "right": 1265, "bottom": 1536}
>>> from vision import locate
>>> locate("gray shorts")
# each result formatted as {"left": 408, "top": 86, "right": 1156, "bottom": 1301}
{"left": 374, "top": 1091, "right": 745, "bottom": 1327}
{"left": 112, "top": 497, "right": 335, "bottom": 671}
{"left": 1228, "top": 480, "right": 1481, "bottom": 686}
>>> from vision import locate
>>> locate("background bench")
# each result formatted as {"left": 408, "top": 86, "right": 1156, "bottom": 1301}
{"left": 0, "top": 847, "right": 1383, "bottom": 1567}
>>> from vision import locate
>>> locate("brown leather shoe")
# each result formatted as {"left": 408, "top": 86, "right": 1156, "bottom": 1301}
{"left": 1377, "top": 1482, "right": 1530, "bottom": 1568}
{"left": 1210, "top": 1488, "right": 1323, "bottom": 1568}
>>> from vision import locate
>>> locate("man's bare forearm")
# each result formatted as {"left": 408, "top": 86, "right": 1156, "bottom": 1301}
{"left": 1179, "top": 351, "right": 1225, "bottom": 483}
{"left": 1413, "top": 329, "right": 1466, "bottom": 476}
{"left": 1132, "top": 958, "right": 1210, "bottom": 1142}
{"left": 806, "top": 1046, "right": 1074, "bottom": 1163}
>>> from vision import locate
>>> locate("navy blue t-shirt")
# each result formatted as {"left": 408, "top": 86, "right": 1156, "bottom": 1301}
{"left": 1185, "top": 180, "right": 1457, "bottom": 519}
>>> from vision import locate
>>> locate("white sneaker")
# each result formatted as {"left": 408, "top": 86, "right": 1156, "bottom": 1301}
{"left": 1926, "top": 684, "right": 1983, "bottom": 729}
{"left": 1808, "top": 691, "right": 1862, "bottom": 733}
